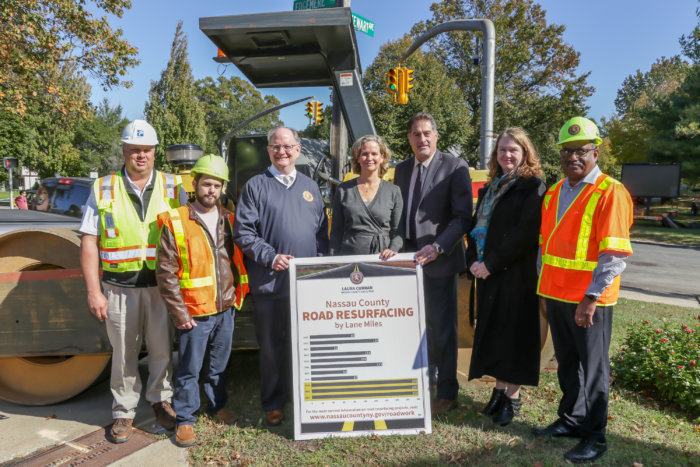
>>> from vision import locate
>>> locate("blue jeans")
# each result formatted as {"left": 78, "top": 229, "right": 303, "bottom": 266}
{"left": 174, "top": 308, "right": 235, "bottom": 426}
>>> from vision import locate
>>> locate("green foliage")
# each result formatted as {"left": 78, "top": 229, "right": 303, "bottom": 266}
{"left": 144, "top": 21, "right": 207, "bottom": 169}
{"left": 411, "top": 0, "right": 592, "bottom": 179}
{"left": 73, "top": 99, "right": 128, "bottom": 176}
{"left": 195, "top": 76, "right": 281, "bottom": 154}
{"left": 0, "top": 0, "right": 138, "bottom": 118}
{"left": 607, "top": 57, "right": 690, "bottom": 165}
{"left": 363, "top": 35, "right": 473, "bottom": 162}
{"left": 612, "top": 319, "right": 700, "bottom": 415}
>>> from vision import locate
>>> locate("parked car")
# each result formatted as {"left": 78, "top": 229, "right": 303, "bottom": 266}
{"left": 30, "top": 177, "right": 94, "bottom": 218}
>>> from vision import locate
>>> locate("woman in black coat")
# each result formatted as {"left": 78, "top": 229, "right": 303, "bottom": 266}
{"left": 466, "top": 127, "right": 546, "bottom": 426}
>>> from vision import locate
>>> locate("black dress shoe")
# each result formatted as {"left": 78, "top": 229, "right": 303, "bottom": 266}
{"left": 532, "top": 419, "right": 581, "bottom": 438}
{"left": 481, "top": 388, "right": 505, "bottom": 416}
{"left": 564, "top": 438, "right": 607, "bottom": 463}
{"left": 492, "top": 396, "right": 521, "bottom": 426}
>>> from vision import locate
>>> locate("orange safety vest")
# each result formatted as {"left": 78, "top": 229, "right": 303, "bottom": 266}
{"left": 537, "top": 174, "right": 633, "bottom": 306}
{"left": 159, "top": 206, "right": 249, "bottom": 316}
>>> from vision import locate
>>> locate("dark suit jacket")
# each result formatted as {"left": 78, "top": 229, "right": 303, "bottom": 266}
{"left": 394, "top": 150, "right": 472, "bottom": 278}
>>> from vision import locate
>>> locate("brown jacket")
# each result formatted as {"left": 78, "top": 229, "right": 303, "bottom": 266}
{"left": 157, "top": 203, "right": 240, "bottom": 327}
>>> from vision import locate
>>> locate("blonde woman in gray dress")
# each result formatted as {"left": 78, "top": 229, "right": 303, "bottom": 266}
{"left": 330, "top": 135, "right": 403, "bottom": 259}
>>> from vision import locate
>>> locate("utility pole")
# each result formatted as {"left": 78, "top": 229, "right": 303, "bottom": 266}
{"left": 330, "top": 0, "right": 351, "bottom": 191}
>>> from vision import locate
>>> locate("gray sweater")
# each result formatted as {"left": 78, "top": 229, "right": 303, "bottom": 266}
{"left": 233, "top": 170, "right": 328, "bottom": 297}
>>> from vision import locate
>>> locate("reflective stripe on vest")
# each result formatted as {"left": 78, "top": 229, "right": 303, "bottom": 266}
{"left": 159, "top": 207, "right": 249, "bottom": 315}
{"left": 100, "top": 246, "right": 157, "bottom": 263}
{"left": 538, "top": 174, "right": 628, "bottom": 305}
{"left": 169, "top": 209, "right": 216, "bottom": 291}
{"left": 96, "top": 170, "right": 182, "bottom": 272}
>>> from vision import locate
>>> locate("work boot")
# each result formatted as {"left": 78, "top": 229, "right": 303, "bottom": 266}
{"left": 174, "top": 424, "right": 196, "bottom": 447}
{"left": 481, "top": 388, "right": 505, "bottom": 416}
{"left": 153, "top": 401, "right": 176, "bottom": 430}
{"left": 213, "top": 407, "right": 238, "bottom": 425}
{"left": 492, "top": 396, "right": 521, "bottom": 426}
{"left": 109, "top": 418, "right": 133, "bottom": 444}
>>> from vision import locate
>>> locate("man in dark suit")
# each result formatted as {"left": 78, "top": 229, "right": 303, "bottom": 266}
{"left": 394, "top": 112, "right": 472, "bottom": 415}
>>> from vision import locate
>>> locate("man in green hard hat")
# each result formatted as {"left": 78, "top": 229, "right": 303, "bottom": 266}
{"left": 157, "top": 154, "right": 249, "bottom": 447}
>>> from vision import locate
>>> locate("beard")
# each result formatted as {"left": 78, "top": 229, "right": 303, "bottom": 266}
{"left": 196, "top": 193, "right": 219, "bottom": 209}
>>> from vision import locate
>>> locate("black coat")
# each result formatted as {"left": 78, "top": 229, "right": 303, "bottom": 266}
{"left": 466, "top": 175, "right": 546, "bottom": 386}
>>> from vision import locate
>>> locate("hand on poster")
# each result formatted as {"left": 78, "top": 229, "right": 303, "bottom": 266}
{"left": 413, "top": 245, "right": 437, "bottom": 266}
{"left": 272, "top": 253, "right": 295, "bottom": 271}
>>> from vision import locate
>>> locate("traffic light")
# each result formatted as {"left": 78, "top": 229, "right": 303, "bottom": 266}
{"left": 397, "top": 66, "right": 414, "bottom": 105}
{"left": 314, "top": 101, "right": 324, "bottom": 126}
{"left": 305, "top": 101, "right": 314, "bottom": 121}
{"left": 3, "top": 157, "right": 18, "bottom": 169}
{"left": 386, "top": 68, "right": 399, "bottom": 102}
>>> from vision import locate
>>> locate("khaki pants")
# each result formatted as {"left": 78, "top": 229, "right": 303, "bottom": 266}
{"left": 104, "top": 283, "right": 173, "bottom": 419}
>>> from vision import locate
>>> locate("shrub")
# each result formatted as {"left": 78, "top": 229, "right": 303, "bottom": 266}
{"left": 611, "top": 319, "right": 700, "bottom": 415}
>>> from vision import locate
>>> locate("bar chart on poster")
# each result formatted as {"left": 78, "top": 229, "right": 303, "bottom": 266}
{"left": 289, "top": 254, "right": 432, "bottom": 440}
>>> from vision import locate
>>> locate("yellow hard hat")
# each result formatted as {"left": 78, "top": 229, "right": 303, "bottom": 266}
{"left": 557, "top": 117, "right": 602, "bottom": 147}
{"left": 191, "top": 154, "right": 229, "bottom": 182}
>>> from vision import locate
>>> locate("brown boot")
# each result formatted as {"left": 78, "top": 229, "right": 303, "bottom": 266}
{"left": 153, "top": 401, "right": 176, "bottom": 430}
{"left": 174, "top": 424, "right": 196, "bottom": 447}
{"left": 213, "top": 407, "right": 238, "bottom": 425}
{"left": 109, "top": 418, "right": 133, "bottom": 444}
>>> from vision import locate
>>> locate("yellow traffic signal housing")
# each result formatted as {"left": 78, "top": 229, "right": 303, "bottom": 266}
{"left": 397, "top": 66, "right": 414, "bottom": 105}
{"left": 305, "top": 101, "right": 314, "bottom": 120}
{"left": 314, "top": 101, "right": 324, "bottom": 126}
{"left": 386, "top": 67, "right": 399, "bottom": 102}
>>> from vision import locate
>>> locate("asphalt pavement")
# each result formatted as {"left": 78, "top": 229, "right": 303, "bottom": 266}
{"left": 620, "top": 240, "right": 700, "bottom": 309}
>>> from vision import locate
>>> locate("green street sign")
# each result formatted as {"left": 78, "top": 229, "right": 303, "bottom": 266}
{"left": 352, "top": 12, "right": 374, "bottom": 37}
{"left": 293, "top": 0, "right": 335, "bottom": 10}
{"left": 292, "top": 1, "right": 375, "bottom": 37}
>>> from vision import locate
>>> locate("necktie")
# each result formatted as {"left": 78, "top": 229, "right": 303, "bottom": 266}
{"left": 283, "top": 175, "right": 292, "bottom": 188}
{"left": 408, "top": 164, "right": 423, "bottom": 242}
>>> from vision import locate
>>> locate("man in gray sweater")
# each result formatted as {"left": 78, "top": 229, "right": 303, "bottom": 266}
{"left": 233, "top": 127, "right": 328, "bottom": 426}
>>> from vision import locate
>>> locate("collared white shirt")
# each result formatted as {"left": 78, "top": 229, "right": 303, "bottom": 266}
{"left": 268, "top": 165, "right": 297, "bottom": 189}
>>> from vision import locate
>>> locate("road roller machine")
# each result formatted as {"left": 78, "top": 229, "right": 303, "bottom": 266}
{"left": 0, "top": 211, "right": 111, "bottom": 405}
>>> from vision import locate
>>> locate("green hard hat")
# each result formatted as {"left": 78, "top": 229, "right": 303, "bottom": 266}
{"left": 191, "top": 154, "right": 229, "bottom": 182}
{"left": 557, "top": 117, "right": 602, "bottom": 147}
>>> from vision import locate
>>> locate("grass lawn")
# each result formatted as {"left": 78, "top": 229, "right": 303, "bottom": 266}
{"left": 631, "top": 222, "right": 700, "bottom": 247}
{"left": 183, "top": 298, "right": 700, "bottom": 466}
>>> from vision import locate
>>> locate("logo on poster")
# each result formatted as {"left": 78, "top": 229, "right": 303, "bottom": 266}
{"left": 349, "top": 264, "right": 363, "bottom": 284}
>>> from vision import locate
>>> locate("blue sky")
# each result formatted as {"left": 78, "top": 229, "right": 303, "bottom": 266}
{"left": 90, "top": 0, "right": 698, "bottom": 134}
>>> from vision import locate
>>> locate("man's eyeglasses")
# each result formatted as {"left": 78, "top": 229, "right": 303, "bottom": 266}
{"left": 559, "top": 146, "right": 597, "bottom": 159}
{"left": 268, "top": 144, "right": 299, "bottom": 152}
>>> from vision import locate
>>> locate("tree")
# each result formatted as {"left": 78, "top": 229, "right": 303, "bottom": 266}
{"left": 607, "top": 56, "right": 690, "bottom": 166}
{"left": 144, "top": 22, "right": 206, "bottom": 169}
{"left": 622, "top": 8, "right": 700, "bottom": 182}
{"left": 0, "top": 62, "right": 91, "bottom": 177}
{"left": 1, "top": 0, "right": 138, "bottom": 118}
{"left": 195, "top": 76, "right": 281, "bottom": 155}
{"left": 411, "top": 0, "right": 593, "bottom": 182}
{"left": 363, "top": 35, "right": 473, "bottom": 162}
{"left": 73, "top": 99, "right": 129, "bottom": 176}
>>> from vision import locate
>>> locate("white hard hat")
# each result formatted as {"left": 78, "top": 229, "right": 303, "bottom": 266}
{"left": 121, "top": 120, "right": 159, "bottom": 146}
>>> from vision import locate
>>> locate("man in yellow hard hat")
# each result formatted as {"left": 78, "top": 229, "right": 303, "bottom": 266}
{"left": 156, "top": 154, "right": 249, "bottom": 447}
{"left": 80, "top": 120, "right": 187, "bottom": 443}
{"left": 533, "top": 117, "right": 633, "bottom": 463}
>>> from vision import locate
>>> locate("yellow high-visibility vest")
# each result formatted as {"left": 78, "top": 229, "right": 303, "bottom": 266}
{"left": 96, "top": 170, "right": 182, "bottom": 273}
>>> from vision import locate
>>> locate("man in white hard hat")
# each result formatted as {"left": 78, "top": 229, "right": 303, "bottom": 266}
{"left": 80, "top": 119, "right": 188, "bottom": 443}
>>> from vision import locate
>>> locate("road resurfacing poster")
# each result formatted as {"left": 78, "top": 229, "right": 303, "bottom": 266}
{"left": 289, "top": 253, "right": 431, "bottom": 440}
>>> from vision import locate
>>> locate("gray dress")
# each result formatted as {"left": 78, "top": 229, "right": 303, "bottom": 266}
{"left": 329, "top": 178, "right": 404, "bottom": 255}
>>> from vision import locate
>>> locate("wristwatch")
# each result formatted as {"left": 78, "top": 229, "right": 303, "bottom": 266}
{"left": 431, "top": 242, "right": 444, "bottom": 255}
{"left": 585, "top": 294, "right": 598, "bottom": 302}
